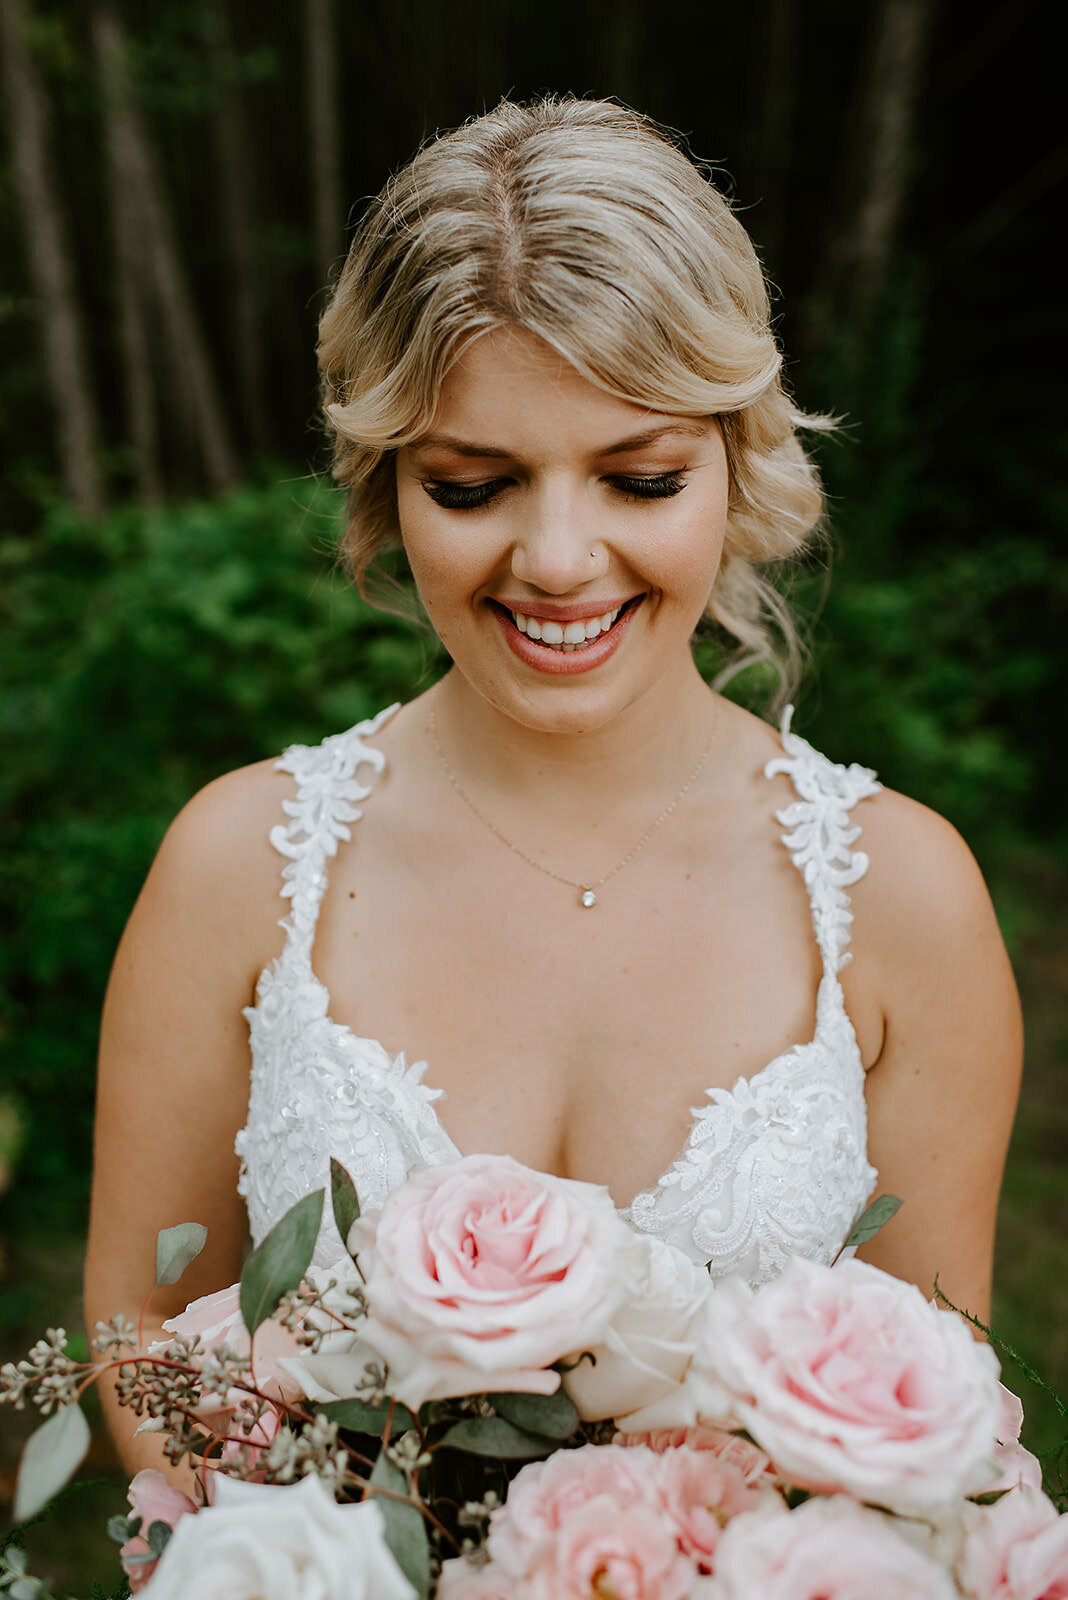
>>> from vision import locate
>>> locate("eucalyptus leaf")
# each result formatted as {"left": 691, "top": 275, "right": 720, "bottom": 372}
{"left": 107, "top": 1513, "right": 136, "bottom": 1543}
{"left": 844, "top": 1194, "right": 903, "bottom": 1249}
{"left": 239, "top": 1189, "right": 324, "bottom": 1336}
{"left": 13, "top": 1402, "right": 91, "bottom": 1525}
{"left": 317, "top": 1397, "right": 416, "bottom": 1435}
{"left": 330, "top": 1157, "right": 360, "bottom": 1251}
{"left": 493, "top": 1387, "right": 579, "bottom": 1441}
{"left": 155, "top": 1221, "right": 208, "bottom": 1287}
{"left": 439, "top": 1416, "right": 556, "bottom": 1459}
{"left": 369, "top": 1450, "right": 430, "bottom": 1600}
{"left": 146, "top": 1520, "right": 171, "bottom": 1557}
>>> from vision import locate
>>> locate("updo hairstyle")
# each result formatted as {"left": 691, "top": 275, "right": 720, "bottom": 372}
{"left": 318, "top": 96, "right": 827, "bottom": 701}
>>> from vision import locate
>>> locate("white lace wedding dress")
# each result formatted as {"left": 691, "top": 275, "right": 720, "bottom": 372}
{"left": 236, "top": 706, "right": 881, "bottom": 1288}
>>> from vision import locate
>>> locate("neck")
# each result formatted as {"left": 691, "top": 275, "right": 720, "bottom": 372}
{"left": 429, "top": 653, "right": 723, "bottom": 814}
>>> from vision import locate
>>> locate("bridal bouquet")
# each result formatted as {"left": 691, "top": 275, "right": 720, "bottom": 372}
{"left": 3, "top": 1153, "right": 1065, "bottom": 1599}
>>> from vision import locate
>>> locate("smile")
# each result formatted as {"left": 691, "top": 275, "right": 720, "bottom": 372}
{"left": 511, "top": 606, "right": 622, "bottom": 650}
{"left": 490, "top": 597, "right": 643, "bottom": 675}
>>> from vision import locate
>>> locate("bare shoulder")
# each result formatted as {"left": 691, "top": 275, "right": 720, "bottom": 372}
{"left": 134, "top": 756, "right": 298, "bottom": 984}
{"left": 851, "top": 785, "right": 1009, "bottom": 986}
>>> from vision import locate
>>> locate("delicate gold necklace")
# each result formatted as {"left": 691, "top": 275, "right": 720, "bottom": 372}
{"left": 428, "top": 697, "right": 716, "bottom": 909}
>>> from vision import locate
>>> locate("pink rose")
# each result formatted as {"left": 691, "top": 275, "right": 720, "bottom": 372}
{"left": 982, "top": 1385, "right": 1044, "bottom": 1495}
{"left": 525, "top": 1498, "right": 697, "bottom": 1600}
{"left": 695, "top": 1256, "right": 1002, "bottom": 1513}
{"left": 436, "top": 1559, "right": 524, "bottom": 1598}
{"left": 655, "top": 1447, "right": 782, "bottom": 1571}
{"left": 617, "top": 1424, "right": 775, "bottom": 1487}
{"left": 487, "top": 1444, "right": 662, "bottom": 1578}
{"left": 708, "top": 1497, "right": 959, "bottom": 1599}
{"left": 956, "top": 1486, "right": 1068, "bottom": 1599}
{"left": 156, "top": 1281, "right": 302, "bottom": 1410}
{"left": 353, "top": 1155, "right": 632, "bottom": 1408}
{"left": 119, "top": 1470, "right": 197, "bottom": 1592}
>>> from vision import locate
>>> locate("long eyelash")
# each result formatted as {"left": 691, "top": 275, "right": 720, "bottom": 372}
{"left": 423, "top": 479, "right": 503, "bottom": 510}
{"left": 612, "top": 471, "right": 688, "bottom": 500}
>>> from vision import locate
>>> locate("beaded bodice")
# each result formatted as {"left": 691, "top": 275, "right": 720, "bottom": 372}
{"left": 236, "top": 705, "right": 881, "bottom": 1282}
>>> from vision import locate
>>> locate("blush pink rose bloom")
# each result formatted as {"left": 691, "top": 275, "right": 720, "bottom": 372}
{"left": 982, "top": 1384, "right": 1044, "bottom": 1495}
{"left": 353, "top": 1155, "right": 632, "bottom": 1409}
{"left": 435, "top": 1560, "right": 524, "bottom": 1599}
{"left": 694, "top": 1256, "right": 1002, "bottom": 1514}
{"left": 119, "top": 1470, "right": 198, "bottom": 1592}
{"left": 655, "top": 1446, "right": 783, "bottom": 1572}
{"left": 155, "top": 1281, "right": 302, "bottom": 1411}
{"left": 955, "top": 1486, "right": 1068, "bottom": 1599}
{"left": 707, "top": 1496, "right": 959, "bottom": 1599}
{"left": 562, "top": 1234, "right": 711, "bottom": 1430}
{"left": 525, "top": 1499, "right": 697, "bottom": 1600}
{"left": 486, "top": 1444, "right": 663, "bottom": 1578}
{"left": 617, "top": 1424, "right": 776, "bottom": 1488}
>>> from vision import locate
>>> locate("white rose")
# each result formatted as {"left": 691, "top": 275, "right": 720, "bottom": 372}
{"left": 140, "top": 1473, "right": 414, "bottom": 1600}
{"left": 562, "top": 1233, "right": 711, "bottom": 1430}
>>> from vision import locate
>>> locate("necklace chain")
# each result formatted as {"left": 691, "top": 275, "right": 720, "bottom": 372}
{"left": 429, "top": 696, "right": 716, "bottom": 908}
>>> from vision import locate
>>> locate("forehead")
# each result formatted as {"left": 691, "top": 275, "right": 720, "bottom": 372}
{"left": 420, "top": 326, "right": 707, "bottom": 457}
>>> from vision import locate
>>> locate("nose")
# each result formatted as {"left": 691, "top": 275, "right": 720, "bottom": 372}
{"left": 508, "top": 483, "right": 609, "bottom": 594}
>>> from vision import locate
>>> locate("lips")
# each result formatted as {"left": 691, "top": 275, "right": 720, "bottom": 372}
{"left": 490, "top": 596, "right": 644, "bottom": 675}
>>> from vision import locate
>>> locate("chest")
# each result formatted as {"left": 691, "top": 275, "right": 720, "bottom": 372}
{"left": 308, "top": 790, "right": 844, "bottom": 1206}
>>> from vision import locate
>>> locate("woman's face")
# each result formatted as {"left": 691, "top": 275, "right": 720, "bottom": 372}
{"left": 396, "top": 326, "right": 729, "bottom": 734}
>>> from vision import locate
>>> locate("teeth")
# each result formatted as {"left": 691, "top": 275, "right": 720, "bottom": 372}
{"left": 510, "top": 606, "right": 622, "bottom": 649}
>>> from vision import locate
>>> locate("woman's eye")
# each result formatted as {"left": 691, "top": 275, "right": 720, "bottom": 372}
{"left": 610, "top": 471, "right": 687, "bottom": 500}
{"left": 423, "top": 479, "right": 505, "bottom": 510}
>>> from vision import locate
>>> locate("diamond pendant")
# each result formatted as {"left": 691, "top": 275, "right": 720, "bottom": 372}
{"left": 579, "top": 888, "right": 598, "bottom": 909}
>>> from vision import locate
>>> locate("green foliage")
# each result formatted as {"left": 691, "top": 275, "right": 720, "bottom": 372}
{"left": 154, "top": 1222, "right": 207, "bottom": 1288}
{"left": 239, "top": 1189, "right": 323, "bottom": 1336}
{"left": 0, "top": 478, "right": 443, "bottom": 1232}
{"left": 369, "top": 1451, "right": 430, "bottom": 1600}
{"left": 329, "top": 1157, "right": 360, "bottom": 1252}
{"left": 13, "top": 1403, "right": 90, "bottom": 1526}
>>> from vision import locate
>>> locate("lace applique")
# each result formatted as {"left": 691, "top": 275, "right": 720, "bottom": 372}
{"left": 236, "top": 703, "right": 881, "bottom": 1283}
{"left": 235, "top": 705, "right": 462, "bottom": 1266}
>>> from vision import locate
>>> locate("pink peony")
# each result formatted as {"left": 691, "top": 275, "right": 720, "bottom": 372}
{"left": 708, "top": 1496, "right": 959, "bottom": 1598}
{"left": 525, "top": 1498, "right": 697, "bottom": 1600}
{"left": 694, "top": 1256, "right": 1003, "bottom": 1513}
{"left": 655, "top": 1446, "right": 782, "bottom": 1571}
{"left": 486, "top": 1444, "right": 663, "bottom": 1578}
{"left": 353, "top": 1155, "right": 632, "bottom": 1408}
{"left": 617, "top": 1424, "right": 775, "bottom": 1487}
{"left": 956, "top": 1486, "right": 1068, "bottom": 1599}
{"left": 119, "top": 1470, "right": 198, "bottom": 1592}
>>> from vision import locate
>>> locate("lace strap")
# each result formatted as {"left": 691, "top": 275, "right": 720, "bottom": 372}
{"left": 269, "top": 703, "right": 400, "bottom": 964}
{"left": 764, "top": 706, "right": 882, "bottom": 977}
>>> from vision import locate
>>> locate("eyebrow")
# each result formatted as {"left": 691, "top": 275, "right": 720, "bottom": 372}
{"left": 411, "top": 422, "right": 711, "bottom": 459}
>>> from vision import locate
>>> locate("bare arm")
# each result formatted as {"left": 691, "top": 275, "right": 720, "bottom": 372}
{"left": 83, "top": 761, "right": 292, "bottom": 1481}
{"left": 852, "top": 793, "right": 1023, "bottom": 1322}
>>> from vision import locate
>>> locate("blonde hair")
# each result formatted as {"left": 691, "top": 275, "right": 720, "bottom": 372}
{"left": 318, "top": 96, "right": 828, "bottom": 705}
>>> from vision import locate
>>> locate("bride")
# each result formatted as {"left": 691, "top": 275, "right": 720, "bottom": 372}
{"left": 84, "top": 97, "right": 1022, "bottom": 1478}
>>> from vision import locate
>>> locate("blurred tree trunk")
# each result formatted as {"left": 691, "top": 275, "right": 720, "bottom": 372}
{"left": 205, "top": 0, "right": 269, "bottom": 456}
{"left": 93, "top": 7, "right": 161, "bottom": 504}
{"left": 306, "top": 0, "right": 342, "bottom": 284}
{"left": 755, "top": 0, "right": 798, "bottom": 274}
{"left": 0, "top": 0, "right": 103, "bottom": 517}
{"left": 801, "top": 0, "right": 936, "bottom": 377}
{"left": 94, "top": 4, "right": 239, "bottom": 496}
